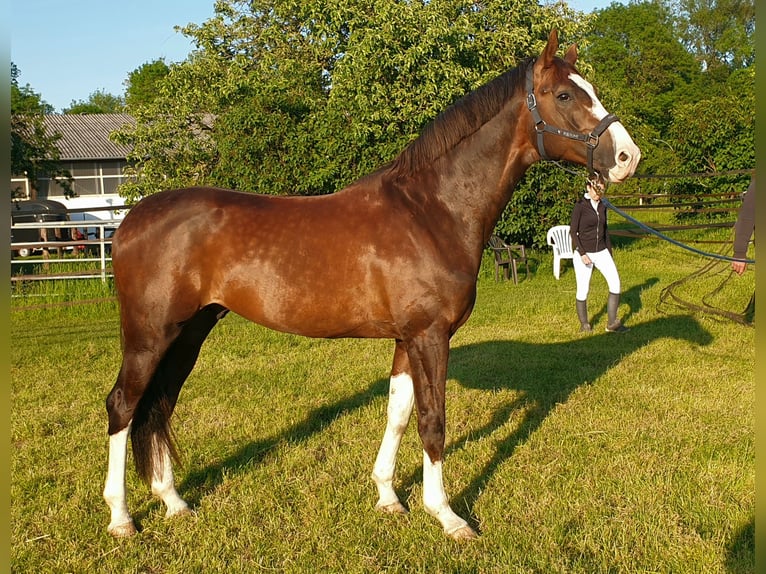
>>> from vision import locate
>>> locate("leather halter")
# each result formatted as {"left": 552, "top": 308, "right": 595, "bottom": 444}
{"left": 525, "top": 63, "right": 619, "bottom": 177}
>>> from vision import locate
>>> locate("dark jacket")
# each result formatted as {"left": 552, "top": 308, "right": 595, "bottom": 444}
{"left": 570, "top": 197, "right": 613, "bottom": 255}
{"left": 733, "top": 177, "right": 755, "bottom": 259}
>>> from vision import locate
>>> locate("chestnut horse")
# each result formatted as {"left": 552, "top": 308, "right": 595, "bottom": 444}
{"left": 104, "top": 30, "right": 640, "bottom": 540}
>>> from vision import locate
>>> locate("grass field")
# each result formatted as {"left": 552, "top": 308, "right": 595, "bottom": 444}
{"left": 10, "top": 232, "right": 754, "bottom": 573}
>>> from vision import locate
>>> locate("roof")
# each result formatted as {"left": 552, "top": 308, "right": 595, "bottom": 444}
{"left": 43, "top": 113, "right": 136, "bottom": 161}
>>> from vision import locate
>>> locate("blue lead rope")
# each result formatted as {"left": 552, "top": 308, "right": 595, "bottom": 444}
{"left": 602, "top": 197, "right": 755, "bottom": 264}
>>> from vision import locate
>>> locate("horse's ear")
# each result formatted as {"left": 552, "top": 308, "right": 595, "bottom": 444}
{"left": 540, "top": 29, "right": 559, "bottom": 68}
{"left": 564, "top": 43, "right": 578, "bottom": 65}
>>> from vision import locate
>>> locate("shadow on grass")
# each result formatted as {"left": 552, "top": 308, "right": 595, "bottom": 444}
{"left": 590, "top": 277, "right": 660, "bottom": 327}
{"left": 166, "top": 377, "right": 390, "bottom": 519}
{"left": 444, "top": 312, "right": 713, "bottom": 533}
{"left": 725, "top": 518, "right": 754, "bottom": 573}
{"left": 139, "top": 311, "right": 712, "bottom": 537}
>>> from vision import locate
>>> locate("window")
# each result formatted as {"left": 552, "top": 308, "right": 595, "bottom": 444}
{"left": 34, "top": 160, "right": 130, "bottom": 198}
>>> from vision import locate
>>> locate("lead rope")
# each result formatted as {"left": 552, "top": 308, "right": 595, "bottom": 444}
{"left": 656, "top": 247, "right": 755, "bottom": 326}
{"left": 599, "top": 196, "right": 754, "bottom": 325}
{"left": 601, "top": 197, "right": 755, "bottom": 264}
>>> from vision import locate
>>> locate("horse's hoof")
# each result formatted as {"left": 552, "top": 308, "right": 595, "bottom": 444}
{"left": 447, "top": 525, "right": 479, "bottom": 541}
{"left": 108, "top": 521, "right": 138, "bottom": 538}
{"left": 375, "top": 501, "right": 409, "bottom": 515}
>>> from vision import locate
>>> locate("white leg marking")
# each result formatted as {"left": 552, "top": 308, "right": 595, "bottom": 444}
{"left": 150, "top": 439, "right": 191, "bottom": 519}
{"left": 422, "top": 451, "right": 477, "bottom": 540}
{"left": 103, "top": 423, "right": 138, "bottom": 537}
{"left": 372, "top": 373, "right": 414, "bottom": 513}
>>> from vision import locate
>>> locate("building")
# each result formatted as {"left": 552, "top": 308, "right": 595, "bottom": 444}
{"left": 11, "top": 113, "right": 136, "bottom": 221}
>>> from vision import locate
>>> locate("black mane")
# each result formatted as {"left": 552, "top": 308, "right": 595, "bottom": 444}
{"left": 391, "top": 58, "right": 533, "bottom": 175}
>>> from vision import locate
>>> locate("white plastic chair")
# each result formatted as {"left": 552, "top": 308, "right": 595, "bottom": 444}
{"left": 546, "top": 224, "right": 574, "bottom": 279}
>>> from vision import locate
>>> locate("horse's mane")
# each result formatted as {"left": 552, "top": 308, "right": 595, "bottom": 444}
{"left": 390, "top": 58, "right": 533, "bottom": 176}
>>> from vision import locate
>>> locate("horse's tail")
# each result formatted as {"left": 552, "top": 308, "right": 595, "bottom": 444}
{"left": 130, "top": 361, "right": 182, "bottom": 484}
{"left": 130, "top": 303, "right": 229, "bottom": 484}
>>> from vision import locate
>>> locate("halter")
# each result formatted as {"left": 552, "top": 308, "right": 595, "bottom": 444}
{"left": 525, "top": 63, "right": 619, "bottom": 178}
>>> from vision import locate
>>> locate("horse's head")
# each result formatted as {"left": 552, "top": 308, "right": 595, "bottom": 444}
{"left": 526, "top": 29, "right": 641, "bottom": 184}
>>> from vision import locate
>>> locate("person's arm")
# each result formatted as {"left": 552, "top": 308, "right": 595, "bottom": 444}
{"left": 570, "top": 201, "right": 585, "bottom": 253}
{"left": 733, "top": 179, "right": 755, "bottom": 259}
{"left": 731, "top": 178, "right": 755, "bottom": 275}
{"left": 603, "top": 206, "right": 614, "bottom": 255}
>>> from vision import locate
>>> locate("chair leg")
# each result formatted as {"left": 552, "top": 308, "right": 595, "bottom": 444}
{"left": 553, "top": 256, "right": 560, "bottom": 280}
{"left": 511, "top": 260, "right": 519, "bottom": 285}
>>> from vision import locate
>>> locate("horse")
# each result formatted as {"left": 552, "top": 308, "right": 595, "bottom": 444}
{"left": 103, "top": 29, "right": 641, "bottom": 541}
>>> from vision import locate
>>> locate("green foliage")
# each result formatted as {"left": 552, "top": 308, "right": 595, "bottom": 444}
{"left": 583, "top": 1, "right": 703, "bottom": 133}
{"left": 669, "top": 66, "right": 754, "bottom": 175}
{"left": 124, "top": 59, "right": 170, "bottom": 109}
{"left": 675, "top": 0, "right": 755, "bottom": 74}
{"left": 580, "top": 0, "right": 754, "bottom": 207}
{"left": 63, "top": 89, "right": 125, "bottom": 114}
{"left": 11, "top": 63, "right": 54, "bottom": 115}
{"left": 112, "top": 0, "right": 588, "bottom": 204}
{"left": 496, "top": 163, "right": 582, "bottom": 247}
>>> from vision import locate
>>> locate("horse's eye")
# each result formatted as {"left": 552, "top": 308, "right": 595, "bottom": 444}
{"left": 557, "top": 93, "right": 571, "bottom": 102}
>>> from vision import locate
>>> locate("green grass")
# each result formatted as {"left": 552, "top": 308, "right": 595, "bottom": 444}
{"left": 11, "top": 235, "right": 754, "bottom": 573}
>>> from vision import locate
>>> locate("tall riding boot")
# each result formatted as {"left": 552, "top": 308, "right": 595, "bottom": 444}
{"left": 606, "top": 292, "right": 629, "bottom": 333}
{"left": 576, "top": 299, "right": 592, "bottom": 332}
{"left": 743, "top": 292, "right": 755, "bottom": 325}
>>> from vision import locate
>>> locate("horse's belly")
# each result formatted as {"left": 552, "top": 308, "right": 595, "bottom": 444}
{"left": 216, "top": 270, "right": 398, "bottom": 340}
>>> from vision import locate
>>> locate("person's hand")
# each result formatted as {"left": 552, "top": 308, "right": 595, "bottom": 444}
{"left": 581, "top": 254, "right": 592, "bottom": 265}
{"left": 731, "top": 260, "right": 747, "bottom": 275}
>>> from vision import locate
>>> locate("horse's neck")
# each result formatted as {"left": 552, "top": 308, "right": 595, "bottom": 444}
{"left": 426, "top": 98, "right": 534, "bottom": 248}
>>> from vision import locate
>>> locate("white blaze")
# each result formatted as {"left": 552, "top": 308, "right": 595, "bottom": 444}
{"left": 569, "top": 73, "right": 641, "bottom": 182}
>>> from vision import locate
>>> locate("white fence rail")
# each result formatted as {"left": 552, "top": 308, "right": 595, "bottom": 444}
{"left": 11, "top": 205, "right": 127, "bottom": 282}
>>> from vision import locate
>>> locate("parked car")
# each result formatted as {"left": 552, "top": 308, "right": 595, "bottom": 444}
{"left": 10, "top": 199, "right": 72, "bottom": 257}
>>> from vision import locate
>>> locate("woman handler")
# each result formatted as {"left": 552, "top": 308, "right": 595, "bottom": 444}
{"left": 570, "top": 179, "right": 629, "bottom": 333}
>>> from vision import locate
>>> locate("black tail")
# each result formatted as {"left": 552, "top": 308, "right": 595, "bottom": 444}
{"left": 131, "top": 304, "right": 229, "bottom": 483}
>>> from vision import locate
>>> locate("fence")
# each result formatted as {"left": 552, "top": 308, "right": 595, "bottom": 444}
{"left": 11, "top": 205, "right": 128, "bottom": 283}
{"left": 10, "top": 190, "right": 748, "bottom": 282}
{"left": 605, "top": 192, "right": 741, "bottom": 243}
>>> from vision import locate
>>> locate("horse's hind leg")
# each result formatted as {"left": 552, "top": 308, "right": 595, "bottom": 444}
{"left": 144, "top": 305, "right": 228, "bottom": 519}
{"left": 104, "top": 347, "right": 171, "bottom": 537}
{"left": 372, "top": 341, "right": 414, "bottom": 514}
{"left": 104, "top": 303, "right": 227, "bottom": 536}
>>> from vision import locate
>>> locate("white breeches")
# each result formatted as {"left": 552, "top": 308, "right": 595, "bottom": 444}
{"left": 573, "top": 248, "right": 621, "bottom": 300}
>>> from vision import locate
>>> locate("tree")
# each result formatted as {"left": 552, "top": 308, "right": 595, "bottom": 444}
{"left": 579, "top": 0, "right": 753, "bottom": 205}
{"left": 63, "top": 89, "right": 125, "bottom": 114}
{"left": 673, "top": 0, "right": 755, "bottom": 78}
{"left": 583, "top": 1, "right": 704, "bottom": 133}
{"left": 11, "top": 63, "right": 54, "bottom": 115}
{"left": 10, "top": 63, "right": 72, "bottom": 198}
{"left": 124, "top": 59, "right": 170, "bottom": 110}
{"left": 113, "top": 0, "right": 589, "bottom": 224}
{"left": 666, "top": 65, "right": 754, "bottom": 199}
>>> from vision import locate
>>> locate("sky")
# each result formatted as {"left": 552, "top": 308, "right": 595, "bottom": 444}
{"left": 11, "top": 0, "right": 612, "bottom": 113}
{"left": 11, "top": 0, "right": 217, "bottom": 112}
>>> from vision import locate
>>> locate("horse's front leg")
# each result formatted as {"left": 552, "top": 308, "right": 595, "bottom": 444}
{"left": 372, "top": 342, "right": 413, "bottom": 514}
{"left": 407, "top": 330, "right": 478, "bottom": 540}
{"left": 103, "top": 423, "right": 138, "bottom": 537}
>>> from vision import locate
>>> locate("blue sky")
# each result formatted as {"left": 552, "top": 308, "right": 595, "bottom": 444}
{"left": 11, "top": 0, "right": 613, "bottom": 113}
{"left": 11, "top": 0, "right": 216, "bottom": 112}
